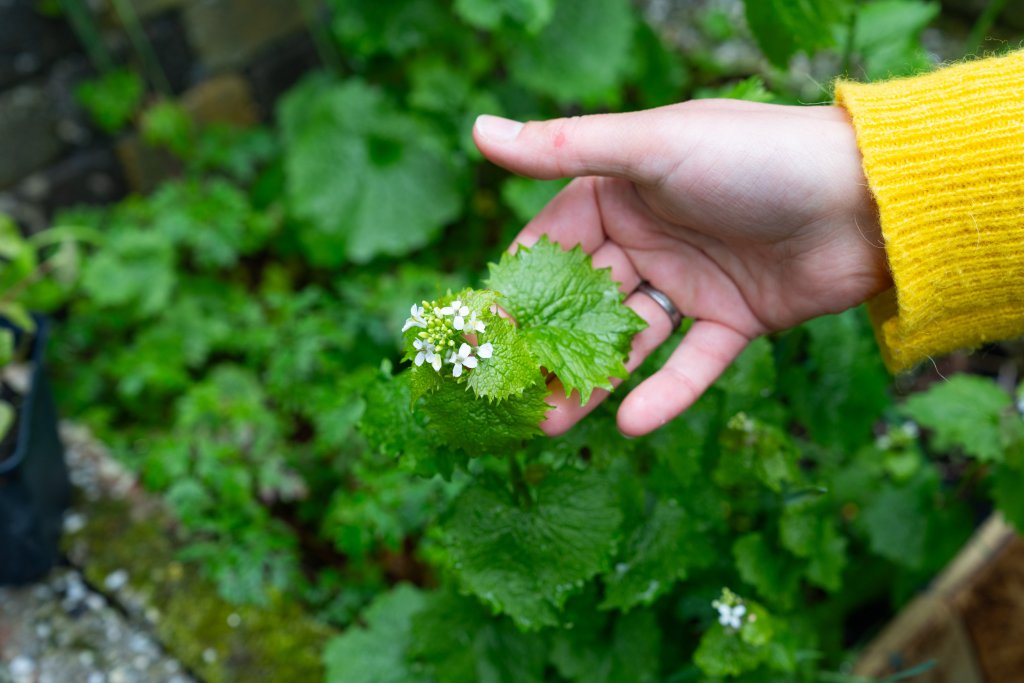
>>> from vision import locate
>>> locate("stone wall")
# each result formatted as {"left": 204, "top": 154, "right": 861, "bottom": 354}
{"left": 0, "top": 0, "right": 320, "bottom": 232}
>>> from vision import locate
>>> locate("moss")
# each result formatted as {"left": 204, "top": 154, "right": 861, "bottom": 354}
{"left": 63, "top": 495, "right": 334, "bottom": 682}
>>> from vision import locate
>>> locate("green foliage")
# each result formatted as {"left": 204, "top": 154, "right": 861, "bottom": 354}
{"left": 76, "top": 68, "right": 144, "bottom": 133}
{"left": 901, "top": 374, "right": 1012, "bottom": 462}
{"left": 743, "top": 0, "right": 850, "bottom": 68}
{"left": 443, "top": 468, "right": 621, "bottom": 629}
{"left": 279, "top": 77, "right": 462, "bottom": 265}
{"left": 141, "top": 100, "right": 195, "bottom": 158}
{"left": 323, "top": 584, "right": 430, "bottom": 683}
{"left": 486, "top": 237, "right": 646, "bottom": 403}
{"left": 43, "top": 1, "right": 1014, "bottom": 681}
{"left": 849, "top": 1, "right": 940, "bottom": 80}
{"left": 507, "top": 0, "right": 636, "bottom": 104}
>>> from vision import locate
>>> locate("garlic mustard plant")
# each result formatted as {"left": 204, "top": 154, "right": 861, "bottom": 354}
{"left": 712, "top": 589, "right": 748, "bottom": 630}
{"left": 399, "top": 237, "right": 645, "bottom": 455}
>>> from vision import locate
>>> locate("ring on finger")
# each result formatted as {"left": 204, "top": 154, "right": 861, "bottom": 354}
{"left": 635, "top": 281, "right": 684, "bottom": 330}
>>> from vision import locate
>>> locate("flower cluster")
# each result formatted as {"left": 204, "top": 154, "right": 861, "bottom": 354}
{"left": 712, "top": 588, "right": 748, "bottom": 631}
{"left": 403, "top": 298, "right": 493, "bottom": 377}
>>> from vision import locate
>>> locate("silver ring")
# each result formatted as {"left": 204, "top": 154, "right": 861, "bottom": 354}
{"left": 636, "top": 281, "right": 683, "bottom": 330}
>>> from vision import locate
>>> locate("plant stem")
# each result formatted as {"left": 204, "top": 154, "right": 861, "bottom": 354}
{"left": 300, "top": 0, "right": 345, "bottom": 75}
{"left": 965, "top": 0, "right": 1009, "bottom": 57}
{"left": 508, "top": 455, "right": 531, "bottom": 509}
{"left": 59, "top": 0, "right": 115, "bottom": 73}
{"left": 109, "top": 0, "right": 173, "bottom": 96}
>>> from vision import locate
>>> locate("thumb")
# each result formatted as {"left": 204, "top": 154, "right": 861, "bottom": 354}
{"left": 473, "top": 111, "right": 671, "bottom": 183}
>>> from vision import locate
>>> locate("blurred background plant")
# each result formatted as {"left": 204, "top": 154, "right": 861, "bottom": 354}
{"left": 2, "top": 0, "right": 1022, "bottom": 680}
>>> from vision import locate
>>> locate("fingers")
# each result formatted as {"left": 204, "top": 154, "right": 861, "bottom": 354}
{"left": 617, "top": 321, "right": 749, "bottom": 437}
{"left": 540, "top": 287, "right": 675, "bottom": 436}
{"left": 474, "top": 112, "right": 672, "bottom": 184}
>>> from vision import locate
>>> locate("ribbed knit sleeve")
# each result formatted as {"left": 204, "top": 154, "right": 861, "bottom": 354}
{"left": 834, "top": 53, "right": 1024, "bottom": 372}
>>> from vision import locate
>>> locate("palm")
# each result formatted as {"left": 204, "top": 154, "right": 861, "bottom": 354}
{"left": 475, "top": 101, "right": 890, "bottom": 436}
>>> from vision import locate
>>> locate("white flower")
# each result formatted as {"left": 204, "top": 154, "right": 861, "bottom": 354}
{"left": 413, "top": 339, "right": 442, "bottom": 372}
{"left": 466, "top": 311, "right": 486, "bottom": 333}
{"left": 401, "top": 304, "right": 427, "bottom": 332}
{"left": 447, "top": 343, "right": 477, "bottom": 378}
{"left": 716, "top": 603, "right": 746, "bottom": 630}
{"left": 446, "top": 300, "right": 471, "bottom": 330}
{"left": 477, "top": 342, "right": 493, "bottom": 359}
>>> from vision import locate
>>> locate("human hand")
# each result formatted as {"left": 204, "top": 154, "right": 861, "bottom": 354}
{"left": 473, "top": 100, "right": 892, "bottom": 437}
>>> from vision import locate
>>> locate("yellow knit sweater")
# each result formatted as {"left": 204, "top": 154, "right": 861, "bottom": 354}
{"left": 835, "top": 52, "right": 1024, "bottom": 372}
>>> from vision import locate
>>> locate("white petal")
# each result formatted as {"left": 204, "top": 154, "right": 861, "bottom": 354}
{"left": 733, "top": 605, "right": 746, "bottom": 618}
{"left": 452, "top": 363, "right": 463, "bottom": 378}
{"left": 454, "top": 316, "right": 465, "bottom": 330}
{"left": 457, "top": 343, "right": 472, "bottom": 358}
{"left": 463, "top": 356, "right": 477, "bottom": 369}
{"left": 477, "top": 343, "right": 493, "bottom": 359}
{"left": 431, "top": 355, "right": 443, "bottom": 372}
{"left": 458, "top": 306, "right": 469, "bottom": 317}
{"left": 415, "top": 352, "right": 425, "bottom": 366}
{"left": 474, "top": 320, "right": 486, "bottom": 332}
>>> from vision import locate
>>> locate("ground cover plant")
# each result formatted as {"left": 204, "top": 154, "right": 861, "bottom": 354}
{"left": 38, "top": 0, "right": 1024, "bottom": 680}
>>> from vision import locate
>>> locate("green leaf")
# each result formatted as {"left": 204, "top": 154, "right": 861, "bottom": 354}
{"left": 601, "top": 499, "right": 713, "bottom": 611}
{"left": 733, "top": 533, "right": 802, "bottom": 608}
{"left": 859, "top": 483, "right": 929, "bottom": 569}
{"left": 420, "top": 379, "right": 549, "bottom": 454}
{"left": 779, "top": 499, "right": 848, "bottom": 591}
{"left": 455, "top": 0, "right": 555, "bottom": 32}
{"left": 508, "top": 0, "right": 635, "bottom": 104}
{"left": 743, "top": 0, "right": 849, "bottom": 68}
{"left": 141, "top": 100, "right": 195, "bottom": 158}
{"left": 466, "top": 317, "right": 542, "bottom": 402}
{"left": 852, "top": 1, "right": 939, "bottom": 80}
{"left": 486, "top": 237, "right": 646, "bottom": 404}
{"left": 0, "top": 329, "right": 13, "bottom": 366}
{"left": 75, "top": 69, "right": 144, "bottom": 133}
{"left": 280, "top": 77, "right": 461, "bottom": 264}
{"left": 323, "top": 584, "right": 430, "bottom": 683}
{"left": 901, "top": 375, "right": 1011, "bottom": 462}
{"left": 443, "top": 468, "right": 622, "bottom": 629}
{"left": 716, "top": 413, "right": 800, "bottom": 493}
{"left": 80, "top": 230, "right": 176, "bottom": 316}
{"left": 550, "top": 607, "right": 661, "bottom": 683}
{"left": 993, "top": 460, "right": 1024, "bottom": 535}
{"left": 0, "top": 400, "right": 14, "bottom": 442}
{"left": 694, "top": 601, "right": 796, "bottom": 677}
{"left": 780, "top": 309, "right": 890, "bottom": 453}
{"left": 410, "top": 590, "right": 547, "bottom": 683}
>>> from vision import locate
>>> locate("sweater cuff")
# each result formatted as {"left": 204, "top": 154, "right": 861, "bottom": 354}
{"left": 835, "top": 53, "right": 1024, "bottom": 372}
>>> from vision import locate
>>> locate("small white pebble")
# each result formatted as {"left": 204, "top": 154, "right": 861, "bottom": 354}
{"left": 202, "top": 648, "right": 218, "bottom": 664}
{"left": 227, "top": 613, "right": 241, "bottom": 628}
{"left": 11, "top": 656, "right": 35, "bottom": 676}
{"left": 103, "top": 569, "right": 129, "bottom": 592}
{"left": 63, "top": 512, "right": 87, "bottom": 534}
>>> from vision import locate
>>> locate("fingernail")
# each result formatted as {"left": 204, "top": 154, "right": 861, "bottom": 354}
{"left": 475, "top": 114, "right": 524, "bottom": 142}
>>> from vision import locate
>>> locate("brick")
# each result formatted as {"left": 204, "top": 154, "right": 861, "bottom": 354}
{"left": 0, "top": 83, "right": 63, "bottom": 189}
{"left": 183, "top": 0, "right": 305, "bottom": 72}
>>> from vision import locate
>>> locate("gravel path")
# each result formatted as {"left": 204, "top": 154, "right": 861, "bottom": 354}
{"left": 0, "top": 425, "right": 198, "bottom": 683}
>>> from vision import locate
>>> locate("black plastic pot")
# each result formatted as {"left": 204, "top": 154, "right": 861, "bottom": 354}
{"left": 0, "top": 317, "right": 70, "bottom": 585}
